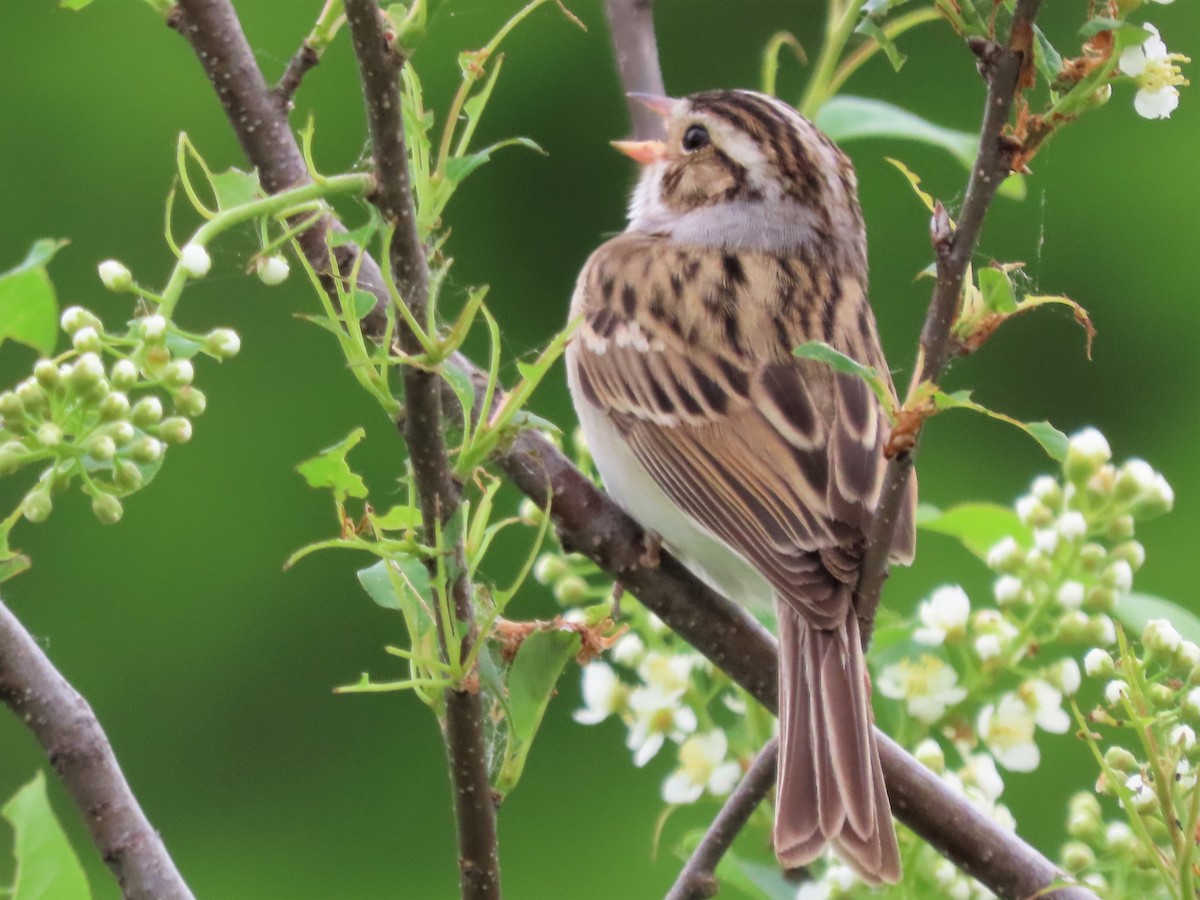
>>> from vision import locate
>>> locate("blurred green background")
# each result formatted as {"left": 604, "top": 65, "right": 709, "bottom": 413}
{"left": 0, "top": 1, "right": 1197, "bottom": 897}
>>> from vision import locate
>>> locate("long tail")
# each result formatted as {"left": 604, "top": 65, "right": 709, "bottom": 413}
{"left": 773, "top": 602, "right": 900, "bottom": 885}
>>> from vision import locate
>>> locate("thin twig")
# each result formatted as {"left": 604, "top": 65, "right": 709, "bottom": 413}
{"left": 0, "top": 598, "right": 194, "bottom": 900}
{"left": 342, "top": 2, "right": 501, "bottom": 899}
{"left": 272, "top": 41, "right": 320, "bottom": 109}
{"left": 665, "top": 739, "right": 779, "bottom": 900}
{"left": 164, "top": 3, "right": 1090, "bottom": 897}
{"left": 603, "top": 0, "right": 666, "bottom": 139}
{"left": 854, "top": 0, "right": 1044, "bottom": 646}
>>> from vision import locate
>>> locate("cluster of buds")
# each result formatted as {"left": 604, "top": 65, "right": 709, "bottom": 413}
{"left": 0, "top": 285, "right": 240, "bottom": 525}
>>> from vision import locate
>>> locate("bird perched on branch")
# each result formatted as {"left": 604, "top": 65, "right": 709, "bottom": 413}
{"left": 566, "top": 89, "right": 916, "bottom": 883}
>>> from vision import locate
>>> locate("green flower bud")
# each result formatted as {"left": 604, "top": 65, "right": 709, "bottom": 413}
{"left": 158, "top": 416, "right": 192, "bottom": 444}
{"left": 97, "top": 259, "right": 133, "bottom": 292}
{"left": 1111, "top": 540, "right": 1145, "bottom": 570}
{"left": 130, "top": 396, "right": 164, "bottom": 427}
{"left": 552, "top": 574, "right": 588, "bottom": 605}
{"left": 21, "top": 489, "right": 52, "bottom": 523}
{"left": 1103, "top": 746, "right": 1138, "bottom": 773}
{"left": 164, "top": 360, "right": 194, "bottom": 388}
{"left": 107, "top": 420, "right": 135, "bottom": 446}
{"left": 1106, "top": 514, "right": 1135, "bottom": 541}
{"left": 91, "top": 492, "right": 123, "bottom": 525}
{"left": 87, "top": 434, "right": 117, "bottom": 461}
{"left": 141, "top": 345, "right": 171, "bottom": 377}
{"left": 16, "top": 379, "right": 47, "bottom": 410}
{"left": 1078, "top": 542, "right": 1107, "bottom": 573}
{"left": 36, "top": 422, "right": 62, "bottom": 448}
{"left": 1064, "top": 428, "right": 1111, "bottom": 483}
{"left": 99, "top": 391, "right": 130, "bottom": 422}
{"left": 69, "top": 352, "right": 105, "bottom": 390}
{"left": 1066, "top": 792, "right": 1102, "bottom": 840}
{"left": 533, "top": 553, "right": 569, "bottom": 584}
{"left": 1148, "top": 683, "right": 1174, "bottom": 709}
{"left": 72, "top": 326, "right": 102, "bottom": 354}
{"left": 0, "top": 392, "right": 24, "bottom": 419}
{"left": 33, "top": 359, "right": 60, "bottom": 390}
{"left": 140, "top": 314, "right": 168, "bottom": 343}
{"left": 110, "top": 358, "right": 139, "bottom": 390}
{"left": 0, "top": 441, "right": 27, "bottom": 476}
{"left": 60, "top": 306, "right": 100, "bottom": 336}
{"left": 114, "top": 459, "right": 143, "bottom": 491}
{"left": 204, "top": 328, "right": 241, "bottom": 359}
{"left": 130, "top": 436, "right": 163, "bottom": 463}
{"left": 254, "top": 255, "right": 289, "bottom": 286}
{"left": 1061, "top": 841, "right": 1095, "bottom": 874}
{"left": 174, "top": 386, "right": 207, "bottom": 417}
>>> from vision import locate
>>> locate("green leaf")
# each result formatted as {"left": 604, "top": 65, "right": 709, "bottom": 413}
{"left": 357, "top": 557, "right": 432, "bottom": 612}
{"left": 917, "top": 502, "right": 1032, "bottom": 559}
{"left": 977, "top": 267, "right": 1018, "bottom": 314}
{"left": 792, "top": 341, "right": 895, "bottom": 417}
{"left": 715, "top": 855, "right": 795, "bottom": 900}
{"left": 296, "top": 428, "right": 369, "bottom": 503}
{"left": 1032, "top": 25, "right": 1064, "bottom": 85}
{"left": 930, "top": 388, "right": 1069, "bottom": 461}
{"left": 208, "top": 167, "right": 260, "bottom": 211}
{"left": 369, "top": 505, "right": 421, "bottom": 532}
{"left": 1114, "top": 593, "right": 1200, "bottom": 647}
{"left": 3, "top": 772, "right": 91, "bottom": 900}
{"left": 0, "top": 240, "right": 67, "bottom": 356}
{"left": 854, "top": 19, "right": 906, "bottom": 72}
{"left": 443, "top": 137, "right": 544, "bottom": 187}
{"left": 58, "top": 0, "right": 93, "bottom": 8}
{"left": 350, "top": 290, "right": 377, "bottom": 322}
{"left": 507, "top": 630, "right": 580, "bottom": 742}
{"left": 819, "top": 97, "right": 1025, "bottom": 200}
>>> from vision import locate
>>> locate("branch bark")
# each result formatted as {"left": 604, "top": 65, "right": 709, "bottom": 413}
{"left": 603, "top": 0, "right": 666, "bottom": 139}
{"left": 165, "top": 2, "right": 1091, "bottom": 898}
{"left": 664, "top": 738, "right": 779, "bottom": 900}
{"left": 341, "top": 2, "right": 500, "bottom": 898}
{"left": 854, "top": 0, "right": 1044, "bottom": 643}
{"left": 0, "top": 598, "right": 194, "bottom": 900}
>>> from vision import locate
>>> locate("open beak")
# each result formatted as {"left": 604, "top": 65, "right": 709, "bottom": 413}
{"left": 611, "top": 139, "right": 667, "bottom": 164}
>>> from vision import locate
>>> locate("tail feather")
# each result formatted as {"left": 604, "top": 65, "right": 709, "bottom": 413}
{"left": 774, "top": 601, "right": 900, "bottom": 884}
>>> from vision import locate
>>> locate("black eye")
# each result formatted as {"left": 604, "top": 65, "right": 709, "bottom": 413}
{"left": 681, "top": 124, "right": 710, "bottom": 152}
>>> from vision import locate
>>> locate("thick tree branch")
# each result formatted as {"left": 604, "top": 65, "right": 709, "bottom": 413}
{"left": 665, "top": 738, "right": 779, "bottom": 900}
{"left": 855, "top": 0, "right": 1044, "bottom": 643}
{"left": 603, "top": 0, "right": 666, "bottom": 139}
{"left": 165, "top": 3, "right": 1090, "bottom": 897}
{"left": 0, "top": 598, "right": 194, "bottom": 900}
{"left": 341, "top": 2, "right": 500, "bottom": 898}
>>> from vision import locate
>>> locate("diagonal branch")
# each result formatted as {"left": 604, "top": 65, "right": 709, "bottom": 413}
{"left": 166, "top": 2, "right": 1091, "bottom": 898}
{"left": 341, "top": 2, "right": 500, "bottom": 899}
{"left": 854, "top": 0, "right": 1044, "bottom": 644}
{"left": 603, "top": 0, "right": 666, "bottom": 139}
{"left": 0, "top": 597, "right": 194, "bottom": 900}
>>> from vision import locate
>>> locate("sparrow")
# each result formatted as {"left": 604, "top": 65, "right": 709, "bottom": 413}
{"left": 565, "top": 89, "right": 916, "bottom": 883}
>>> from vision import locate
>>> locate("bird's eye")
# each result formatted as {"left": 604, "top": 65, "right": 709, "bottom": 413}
{"left": 681, "top": 124, "right": 710, "bottom": 152}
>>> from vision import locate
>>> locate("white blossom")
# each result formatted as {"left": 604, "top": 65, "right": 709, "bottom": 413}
{"left": 914, "top": 585, "right": 971, "bottom": 645}
{"left": 1020, "top": 679, "right": 1070, "bottom": 734}
{"left": 1105, "top": 560, "right": 1134, "bottom": 593}
{"left": 1118, "top": 24, "right": 1190, "bottom": 119}
{"left": 978, "top": 694, "right": 1040, "bottom": 772}
{"left": 574, "top": 662, "right": 626, "bottom": 725}
{"left": 1178, "top": 640, "right": 1200, "bottom": 669}
{"left": 1170, "top": 724, "right": 1196, "bottom": 750}
{"left": 877, "top": 656, "right": 967, "bottom": 724}
{"left": 1056, "top": 511, "right": 1087, "bottom": 541}
{"left": 611, "top": 632, "right": 646, "bottom": 667}
{"left": 1033, "top": 528, "right": 1059, "bottom": 555}
{"left": 1056, "top": 581, "right": 1085, "bottom": 610}
{"left": 626, "top": 686, "right": 697, "bottom": 766}
{"left": 1091, "top": 614, "right": 1117, "bottom": 646}
{"left": 993, "top": 575, "right": 1024, "bottom": 606}
{"left": 1104, "top": 679, "right": 1130, "bottom": 706}
{"left": 961, "top": 753, "right": 1005, "bottom": 801}
{"left": 974, "top": 634, "right": 1003, "bottom": 661}
{"left": 1143, "top": 618, "right": 1182, "bottom": 654}
{"left": 1123, "top": 773, "right": 1156, "bottom": 809}
{"left": 986, "top": 537, "right": 1021, "bottom": 570}
{"left": 1066, "top": 427, "right": 1112, "bottom": 471}
{"left": 1051, "top": 658, "right": 1082, "bottom": 696}
{"left": 661, "top": 731, "right": 741, "bottom": 805}
{"left": 1186, "top": 687, "right": 1200, "bottom": 718}
{"left": 1178, "top": 759, "right": 1197, "bottom": 791}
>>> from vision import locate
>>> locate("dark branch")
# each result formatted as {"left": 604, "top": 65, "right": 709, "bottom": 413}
{"left": 0, "top": 598, "right": 194, "bottom": 900}
{"left": 603, "top": 0, "right": 666, "bottom": 139}
{"left": 165, "top": 2, "right": 1091, "bottom": 897}
{"left": 272, "top": 41, "right": 320, "bottom": 109}
{"left": 855, "top": 0, "right": 1045, "bottom": 645}
{"left": 342, "top": 2, "right": 501, "bottom": 899}
{"left": 665, "top": 739, "right": 779, "bottom": 900}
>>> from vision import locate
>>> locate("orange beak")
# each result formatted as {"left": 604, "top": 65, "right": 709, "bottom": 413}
{"left": 611, "top": 139, "right": 667, "bottom": 164}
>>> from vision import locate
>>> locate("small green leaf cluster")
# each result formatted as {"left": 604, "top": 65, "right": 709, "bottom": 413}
{"left": 0, "top": 302, "right": 238, "bottom": 532}
{"left": 2, "top": 771, "right": 91, "bottom": 899}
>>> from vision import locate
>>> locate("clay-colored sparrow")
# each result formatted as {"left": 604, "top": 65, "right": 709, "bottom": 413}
{"left": 566, "top": 89, "right": 915, "bottom": 883}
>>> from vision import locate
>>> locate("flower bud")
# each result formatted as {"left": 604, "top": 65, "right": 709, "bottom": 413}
{"left": 158, "top": 416, "right": 192, "bottom": 444}
{"left": 913, "top": 738, "right": 945, "bottom": 772}
{"left": 115, "top": 459, "right": 143, "bottom": 490}
{"left": 130, "top": 436, "right": 163, "bottom": 464}
{"left": 1061, "top": 841, "right": 1095, "bottom": 874}
{"left": 1104, "top": 822, "right": 1136, "bottom": 853}
{"left": 60, "top": 306, "right": 100, "bottom": 335}
{"left": 1143, "top": 618, "right": 1182, "bottom": 656}
{"left": 72, "top": 326, "right": 102, "bottom": 354}
{"left": 164, "top": 360, "right": 194, "bottom": 388}
{"left": 1066, "top": 792, "right": 1102, "bottom": 839}
{"left": 1051, "top": 658, "right": 1081, "bottom": 696}
{"left": 1065, "top": 427, "right": 1111, "bottom": 482}
{"left": 70, "top": 352, "right": 105, "bottom": 389}
{"left": 107, "top": 420, "right": 135, "bottom": 446}
{"left": 1056, "top": 511, "right": 1087, "bottom": 541}
{"left": 97, "top": 259, "right": 133, "bottom": 292}
{"left": 1084, "top": 648, "right": 1114, "bottom": 677}
{"left": 131, "top": 396, "right": 164, "bottom": 427}
{"left": 0, "top": 441, "right": 28, "bottom": 476}
{"left": 1104, "top": 679, "right": 1129, "bottom": 706}
{"left": 0, "top": 392, "right": 23, "bottom": 419}
{"left": 87, "top": 434, "right": 116, "bottom": 461}
{"left": 552, "top": 574, "right": 588, "bottom": 605}
{"left": 1103, "top": 745, "right": 1137, "bottom": 772}
{"left": 1103, "top": 560, "right": 1134, "bottom": 593}
{"left": 1186, "top": 687, "right": 1200, "bottom": 719}
{"left": 21, "top": 488, "right": 52, "bottom": 523}
{"left": 174, "top": 386, "right": 207, "bottom": 417}
{"left": 255, "top": 254, "right": 289, "bottom": 285}
{"left": 179, "top": 242, "right": 211, "bottom": 278}
{"left": 98, "top": 391, "right": 130, "bottom": 422}
{"left": 534, "top": 553, "right": 569, "bottom": 584}
{"left": 204, "top": 327, "right": 241, "bottom": 359}
{"left": 141, "top": 345, "right": 171, "bottom": 377}
{"left": 91, "top": 492, "right": 123, "bottom": 525}
{"left": 1176, "top": 640, "right": 1200, "bottom": 673}
{"left": 1116, "top": 458, "right": 1156, "bottom": 501}
{"left": 986, "top": 537, "right": 1023, "bottom": 572}
{"left": 1030, "top": 475, "right": 1063, "bottom": 507}
{"left": 1106, "top": 514, "right": 1135, "bottom": 541}
{"left": 108, "top": 358, "right": 137, "bottom": 389}
{"left": 1056, "top": 581, "right": 1085, "bottom": 610}
{"left": 1171, "top": 724, "right": 1197, "bottom": 751}
{"left": 1130, "top": 474, "right": 1174, "bottom": 519}
{"left": 33, "top": 359, "right": 60, "bottom": 390}
{"left": 36, "top": 422, "right": 62, "bottom": 448}
{"left": 1148, "top": 683, "right": 1173, "bottom": 709}
{"left": 140, "top": 314, "right": 168, "bottom": 343}
{"left": 1088, "top": 614, "right": 1117, "bottom": 646}
{"left": 1058, "top": 610, "right": 1091, "bottom": 641}
{"left": 1111, "top": 541, "right": 1146, "bottom": 571}
{"left": 1016, "top": 495, "right": 1052, "bottom": 527}
{"left": 16, "top": 379, "right": 47, "bottom": 410}
{"left": 992, "top": 575, "right": 1024, "bottom": 606}
{"left": 1084, "top": 585, "right": 1116, "bottom": 612}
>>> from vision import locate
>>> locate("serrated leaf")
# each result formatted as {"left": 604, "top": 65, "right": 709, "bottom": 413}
{"left": 821, "top": 98, "right": 1024, "bottom": 200}
{"left": 931, "top": 388, "right": 1068, "bottom": 461}
{"left": 0, "top": 240, "right": 67, "bottom": 356}
{"left": 442, "top": 137, "right": 544, "bottom": 187}
{"left": 369, "top": 505, "right": 422, "bottom": 531}
{"left": 1114, "top": 592, "right": 1200, "bottom": 647}
{"left": 208, "top": 167, "right": 260, "bottom": 211}
{"left": 793, "top": 341, "right": 895, "bottom": 417}
{"left": 3, "top": 771, "right": 92, "bottom": 900}
{"left": 296, "top": 428, "right": 369, "bottom": 503}
{"left": 977, "top": 267, "right": 1018, "bottom": 314}
{"left": 917, "top": 502, "right": 1032, "bottom": 559}
{"left": 508, "top": 630, "right": 580, "bottom": 742}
